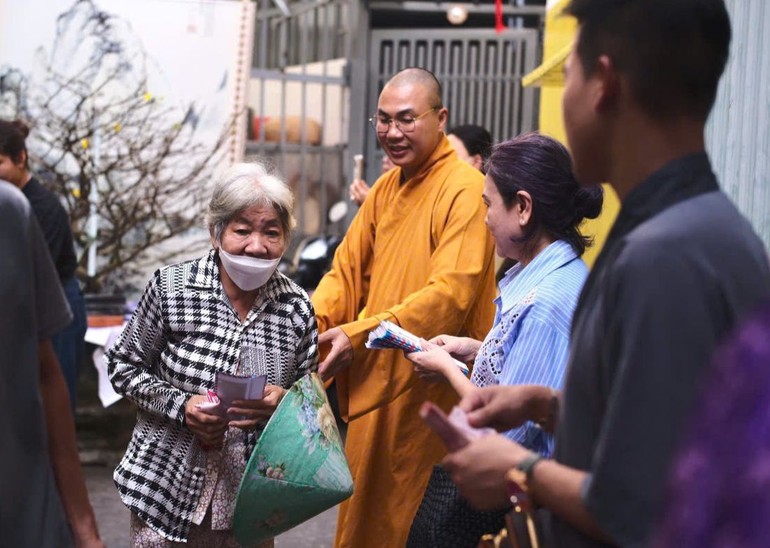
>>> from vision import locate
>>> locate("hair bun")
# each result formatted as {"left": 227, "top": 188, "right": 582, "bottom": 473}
{"left": 574, "top": 184, "right": 604, "bottom": 221}
{"left": 11, "top": 119, "right": 30, "bottom": 139}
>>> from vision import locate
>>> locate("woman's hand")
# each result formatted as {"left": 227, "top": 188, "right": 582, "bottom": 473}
{"left": 228, "top": 384, "right": 287, "bottom": 430}
{"left": 430, "top": 334, "right": 482, "bottom": 364}
{"left": 185, "top": 395, "right": 228, "bottom": 449}
{"left": 405, "top": 340, "right": 455, "bottom": 383}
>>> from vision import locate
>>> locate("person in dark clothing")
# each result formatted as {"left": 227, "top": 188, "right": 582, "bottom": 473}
{"left": 0, "top": 181, "right": 104, "bottom": 547}
{"left": 0, "top": 119, "right": 87, "bottom": 409}
{"left": 439, "top": 1, "right": 770, "bottom": 547}
{"left": 445, "top": 124, "right": 493, "bottom": 173}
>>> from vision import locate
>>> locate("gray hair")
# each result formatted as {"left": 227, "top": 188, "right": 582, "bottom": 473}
{"left": 207, "top": 162, "right": 296, "bottom": 243}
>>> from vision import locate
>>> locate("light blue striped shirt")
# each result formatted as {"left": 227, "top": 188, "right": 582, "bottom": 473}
{"left": 470, "top": 240, "right": 588, "bottom": 457}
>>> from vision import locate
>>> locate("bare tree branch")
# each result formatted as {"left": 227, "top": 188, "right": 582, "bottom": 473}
{"left": 1, "top": 0, "right": 238, "bottom": 292}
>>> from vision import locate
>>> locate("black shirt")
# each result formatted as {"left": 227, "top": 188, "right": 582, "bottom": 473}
{"left": 22, "top": 177, "right": 77, "bottom": 281}
{"left": 551, "top": 153, "right": 770, "bottom": 547}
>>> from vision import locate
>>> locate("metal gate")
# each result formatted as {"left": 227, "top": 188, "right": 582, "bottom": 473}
{"left": 364, "top": 29, "right": 540, "bottom": 184}
{"left": 245, "top": 0, "right": 361, "bottom": 240}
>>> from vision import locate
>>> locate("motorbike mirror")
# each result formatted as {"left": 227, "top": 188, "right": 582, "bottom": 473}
{"left": 328, "top": 201, "right": 348, "bottom": 224}
{"left": 299, "top": 237, "right": 329, "bottom": 261}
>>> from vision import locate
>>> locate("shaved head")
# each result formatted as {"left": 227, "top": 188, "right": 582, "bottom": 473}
{"left": 376, "top": 67, "right": 448, "bottom": 179}
{"left": 384, "top": 68, "right": 443, "bottom": 109}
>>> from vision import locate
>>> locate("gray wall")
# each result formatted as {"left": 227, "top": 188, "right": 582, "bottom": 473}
{"left": 706, "top": 0, "right": 770, "bottom": 249}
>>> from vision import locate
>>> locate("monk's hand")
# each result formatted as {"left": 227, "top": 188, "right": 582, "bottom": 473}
{"left": 442, "top": 434, "right": 527, "bottom": 511}
{"left": 405, "top": 339, "right": 453, "bottom": 383}
{"left": 430, "top": 334, "right": 481, "bottom": 363}
{"left": 318, "top": 327, "right": 354, "bottom": 381}
{"left": 228, "top": 385, "right": 287, "bottom": 430}
{"left": 185, "top": 394, "right": 228, "bottom": 449}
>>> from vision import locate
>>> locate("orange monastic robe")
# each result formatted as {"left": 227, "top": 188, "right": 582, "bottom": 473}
{"left": 312, "top": 136, "right": 496, "bottom": 547}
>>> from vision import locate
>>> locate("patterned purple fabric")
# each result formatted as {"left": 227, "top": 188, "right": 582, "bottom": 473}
{"left": 655, "top": 301, "right": 770, "bottom": 548}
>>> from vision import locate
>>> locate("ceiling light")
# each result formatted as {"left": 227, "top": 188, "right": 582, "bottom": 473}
{"left": 447, "top": 4, "right": 468, "bottom": 25}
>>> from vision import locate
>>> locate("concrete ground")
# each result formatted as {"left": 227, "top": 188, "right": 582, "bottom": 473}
{"left": 84, "top": 464, "right": 338, "bottom": 547}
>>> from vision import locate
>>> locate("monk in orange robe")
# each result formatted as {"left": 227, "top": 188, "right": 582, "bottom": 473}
{"left": 312, "top": 68, "right": 496, "bottom": 547}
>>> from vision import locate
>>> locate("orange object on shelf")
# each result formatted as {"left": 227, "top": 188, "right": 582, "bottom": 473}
{"left": 87, "top": 315, "right": 125, "bottom": 328}
{"left": 252, "top": 115, "right": 322, "bottom": 145}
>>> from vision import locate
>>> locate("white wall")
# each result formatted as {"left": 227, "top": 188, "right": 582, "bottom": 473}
{"left": 706, "top": 0, "right": 770, "bottom": 249}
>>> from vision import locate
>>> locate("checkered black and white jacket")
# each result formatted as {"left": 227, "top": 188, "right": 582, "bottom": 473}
{"left": 106, "top": 250, "right": 318, "bottom": 542}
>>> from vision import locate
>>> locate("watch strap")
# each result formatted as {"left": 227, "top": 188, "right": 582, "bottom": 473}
{"left": 516, "top": 453, "right": 544, "bottom": 480}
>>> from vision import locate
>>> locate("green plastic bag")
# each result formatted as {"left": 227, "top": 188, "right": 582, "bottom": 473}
{"left": 233, "top": 373, "right": 353, "bottom": 545}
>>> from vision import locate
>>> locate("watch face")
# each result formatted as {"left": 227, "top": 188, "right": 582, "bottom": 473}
{"left": 505, "top": 469, "right": 533, "bottom": 513}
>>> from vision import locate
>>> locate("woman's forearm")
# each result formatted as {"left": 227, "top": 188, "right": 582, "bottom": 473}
{"left": 443, "top": 362, "right": 475, "bottom": 398}
{"left": 110, "top": 360, "right": 191, "bottom": 423}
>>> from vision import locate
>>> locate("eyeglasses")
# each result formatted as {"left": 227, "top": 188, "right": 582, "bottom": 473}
{"left": 369, "top": 107, "right": 438, "bottom": 134}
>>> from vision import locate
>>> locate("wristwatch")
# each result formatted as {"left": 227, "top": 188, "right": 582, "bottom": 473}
{"left": 516, "top": 452, "right": 544, "bottom": 481}
{"left": 506, "top": 453, "right": 543, "bottom": 511}
{"left": 505, "top": 461, "right": 543, "bottom": 548}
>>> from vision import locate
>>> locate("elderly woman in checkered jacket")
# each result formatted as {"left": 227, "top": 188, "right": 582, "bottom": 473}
{"left": 107, "top": 162, "right": 318, "bottom": 547}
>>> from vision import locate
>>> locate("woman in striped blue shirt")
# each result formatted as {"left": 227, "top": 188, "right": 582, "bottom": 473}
{"left": 406, "top": 132, "right": 603, "bottom": 547}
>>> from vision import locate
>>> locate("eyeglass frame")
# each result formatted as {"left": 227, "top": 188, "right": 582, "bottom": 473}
{"left": 369, "top": 107, "right": 440, "bottom": 134}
